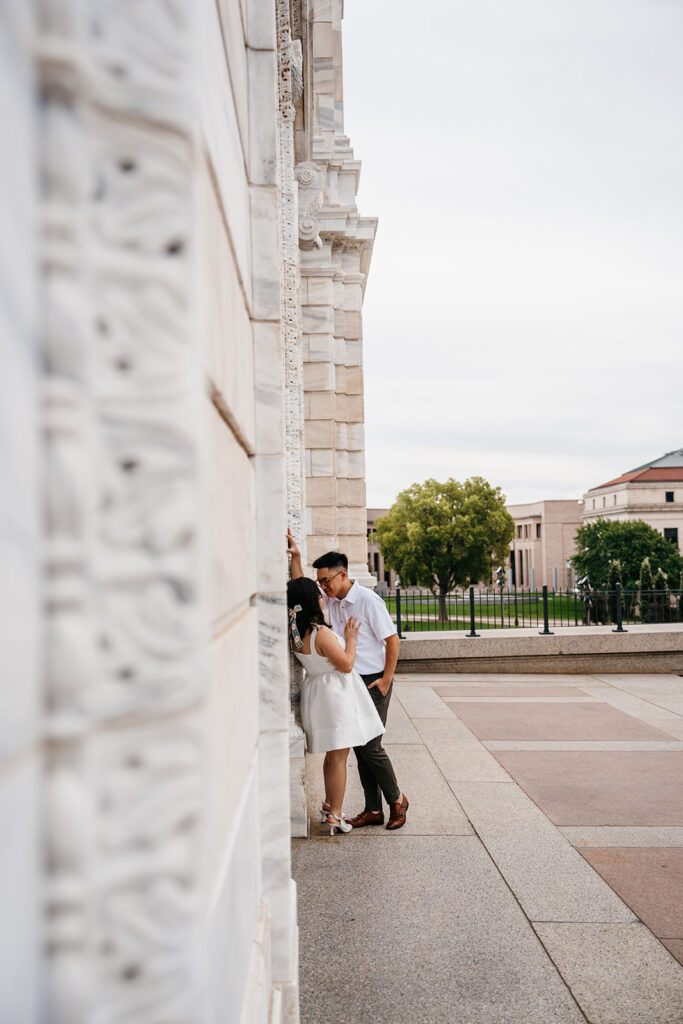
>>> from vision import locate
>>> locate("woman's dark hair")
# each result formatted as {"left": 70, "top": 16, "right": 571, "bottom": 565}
{"left": 287, "top": 577, "right": 325, "bottom": 646}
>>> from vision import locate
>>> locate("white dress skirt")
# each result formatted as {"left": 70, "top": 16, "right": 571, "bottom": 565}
{"left": 295, "top": 626, "right": 384, "bottom": 753}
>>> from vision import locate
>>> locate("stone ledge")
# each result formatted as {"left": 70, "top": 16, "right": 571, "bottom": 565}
{"left": 397, "top": 625, "right": 683, "bottom": 675}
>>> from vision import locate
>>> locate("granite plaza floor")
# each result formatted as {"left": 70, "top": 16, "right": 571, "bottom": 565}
{"left": 292, "top": 671, "right": 683, "bottom": 1024}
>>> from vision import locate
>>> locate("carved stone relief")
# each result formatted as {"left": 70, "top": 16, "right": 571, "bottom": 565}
{"left": 277, "top": 0, "right": 308, "bottom": 840}
{"left": 295, "top": 162, "right": 325, "bottom": 249}
{"left": 36, "top": 1, "right": 206, "bottom": 1018}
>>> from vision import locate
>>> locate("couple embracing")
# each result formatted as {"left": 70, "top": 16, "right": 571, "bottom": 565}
{"left": 287, "top": 530, "right": 408, "bottom": 834}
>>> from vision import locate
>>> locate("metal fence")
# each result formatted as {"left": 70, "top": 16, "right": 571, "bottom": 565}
{"left": 382, "top": 584, "right": 683, "bottom": 636}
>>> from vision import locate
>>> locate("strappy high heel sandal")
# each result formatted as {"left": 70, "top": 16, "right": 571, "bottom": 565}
{"left": 325, "top": 812, "right": 352, "bottom": 835}
{"left": 320, "top": 801, "right": 348, "bottom": 824}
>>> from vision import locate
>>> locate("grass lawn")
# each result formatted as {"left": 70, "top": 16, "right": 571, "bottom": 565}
{"left": 384, "top": 593, "right": 586, "bottom": 630}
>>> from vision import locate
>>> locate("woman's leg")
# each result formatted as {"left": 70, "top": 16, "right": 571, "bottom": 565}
{"left": 323, "top": 748, "right": 349, "bottom": 818}
{"left": 322, "top": 752, "right": 330, "bottom": 806}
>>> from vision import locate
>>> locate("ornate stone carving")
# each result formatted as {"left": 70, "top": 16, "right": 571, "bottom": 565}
{"left": 295, "top": 162, "right": 324, "bottom": 249}
{"left": 277, "top": 0, "right": 297, "bottom": 121}
{"left": 290, "top": 0, "right": 302, "bottom": 41}
{"left": 290, "top": 39, "right": 303, "bottom": 104}
{"left": 36, "top": 1, "right": 206, "bottom": 1018}
{"left": 278, "top": 0, "right": 308, "bottom": 839}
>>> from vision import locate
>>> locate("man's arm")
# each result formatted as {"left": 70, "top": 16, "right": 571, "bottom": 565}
{"left": 367, "top": 635, "right": 400, "bottom": 698}
{"left": 286, "top": 528, "right": 304, "bottom": 579}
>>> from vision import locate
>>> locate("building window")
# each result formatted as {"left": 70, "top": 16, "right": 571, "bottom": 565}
{"left": 536, "top": 523, "right": 541, "bottom": 538}
{"left": 592, "top": 498, "right": 595, "bottom": 509}
{"left": 664, "top": 527, "right": 678, "bottom": 549}
{"left": 613, "top": 494, "right": 617, "bottom": 505}
{"left": 509, "top": 549, "right": 516, "bottom": 585}
{"left": 524, "top": 524, "right": 528, "bottom": 538}
{"left": 518, "top": 549, "right": 524, "bottom": 586}
{"left": 666, "top": 491, "right": 674, "bottom": 503}
{"left": 517, "top": 525, "right": 522, "bottom": 538}
{"left": 602, "top": 496, "right": 606, "bottom": 507}
{"left": 373, "top": 553, "right": 380, "bottom": 575}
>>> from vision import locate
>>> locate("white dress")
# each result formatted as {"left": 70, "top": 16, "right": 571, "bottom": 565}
{"left": 295, "top": 626, "right": 385, "bottom": 753}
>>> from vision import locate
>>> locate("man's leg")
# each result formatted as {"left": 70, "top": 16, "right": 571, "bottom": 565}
{"left": 352, "top": 675, "right": 400, "bottom": 816}
{"left": 353, "top": 742, "right": 382, "bottom": 813}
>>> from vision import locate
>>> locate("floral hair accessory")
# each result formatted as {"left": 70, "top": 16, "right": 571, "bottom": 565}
{"left": 289, "top": 604, "right": 303, "bottom": 649}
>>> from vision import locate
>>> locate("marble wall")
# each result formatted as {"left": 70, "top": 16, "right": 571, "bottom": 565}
{"left": 0, "top": 4, "right": 41, "bottom": 1019}
{"left": 201, "top": 0, "right": 299, "bottom": 1019}
{"left": 0, "top": 0, "right": 300, "bottom": 1020}
{"left": 0, "top": 1, "right": 375, "bottom": 1021}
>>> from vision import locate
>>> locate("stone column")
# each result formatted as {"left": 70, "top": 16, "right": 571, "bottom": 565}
{"left": 296, "top": 0, "right": 378, "bottom": 584}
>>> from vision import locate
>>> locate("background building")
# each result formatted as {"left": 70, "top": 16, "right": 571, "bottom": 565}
{"left": 507, "top": 501, "right": 582, "bottom": 590}
{"left": 367, "top": 508, "right": 397, "bottom": 590}
{"left": 582, "top": 449, "right": 683, "bottom": 551}
{"left": 0, "top": 2, "right": 374, "bottom": 1021}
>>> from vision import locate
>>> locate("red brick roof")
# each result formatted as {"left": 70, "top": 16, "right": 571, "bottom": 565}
{"left": 590, "top": 467, "right": 683, "bottom": 491}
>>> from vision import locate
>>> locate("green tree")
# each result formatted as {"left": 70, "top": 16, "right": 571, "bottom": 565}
{"left": 606, "top": 559, "right": 622, "bottom": 624}
{"left": 375, "top": 477, "right": 515, "bottom": 622}
{"left": 639, "top": 556, "right": 655, "bottom": 624}
{"left": 572, "top": 519, "right": 683, "bottom": 591}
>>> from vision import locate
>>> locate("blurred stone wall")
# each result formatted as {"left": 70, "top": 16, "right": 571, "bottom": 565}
{"left": 0, "top": 1, "right": 375, "bottom": 1021}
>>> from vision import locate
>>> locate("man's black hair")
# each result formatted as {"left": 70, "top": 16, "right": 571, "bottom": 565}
{"left": 311, "top": 551, "right": 348, "bottom": 571}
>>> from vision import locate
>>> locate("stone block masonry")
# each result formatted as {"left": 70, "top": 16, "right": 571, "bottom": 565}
{"left": 295, "top": 0, "right": 378, "bottom": 586}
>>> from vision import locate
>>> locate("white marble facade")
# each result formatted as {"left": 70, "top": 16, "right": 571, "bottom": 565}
{"left": 0, "top": 1, "right": 374, "bottom": 1021}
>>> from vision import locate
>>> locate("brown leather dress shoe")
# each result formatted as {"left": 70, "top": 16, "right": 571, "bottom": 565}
{"left": 346, "top": 809, "right": 384, "bottom": 828}
{"left": 386, "top": 794, "right": 409, "bottom": 830}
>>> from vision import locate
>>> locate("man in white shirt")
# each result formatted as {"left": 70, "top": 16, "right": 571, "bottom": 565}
{"left": 287, "top": 530, "right": 408, "bottom": 830}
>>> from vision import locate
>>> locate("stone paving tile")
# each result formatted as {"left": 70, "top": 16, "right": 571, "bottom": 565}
{"left": 398, "top": 672, "right": 600, "bottom": 686}
{"left": 593, "top": 674, "right": 683, "bottom": 696}
{"left": 413, "top": 717, "right": 511, "bottom": 783}
{"left": 493, "top": 751, "right": 683, "bottom": 825}
{"left": 533, "top": 922, "right": 683, "bottom": 1024}
{"left": 580, "top": 685, "right": 681, "bottom": 723}
{"left": 381, "top": 695, "right": 421, "bottom": 744}
{"left": 292, "top": 836, "right": 585, "bottom": 1024}
{"left": 450, "top": 782, "right": 635, "bottom": 923}
{"left": 434, "top": 685, "right": 586, "bottom": 697}
{"left": 653, "top": 719, "right": 683, "bottom": 740}
{"left": 304, "top": 744, "right": 473, "bottom": 838}
{"left": 578, "top": 847, "right": 683, "bottom": 939}
{"left": 447, "top": 701, "right": 672, "bottom": 741}
{"left": 662, "top": 939, "right": 683, "bottom": 966}
{"left": 485, "top": 740, "right": 683, "bottom": 751}
{"left": 561, "top": 826, "right": 683, "bottom": 848}
{"left": 654, "top": 696, "right": 683, "bottom": 715}
{"left": 393, "top": 684, "right": 454, "bottom": 718}
{"left": 442, "top": 695, "right": 602, "bottom": 703}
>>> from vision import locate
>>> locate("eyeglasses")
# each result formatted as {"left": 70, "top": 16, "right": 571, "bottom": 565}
{"left": 317, "top": 570, "right": 343, "bottom": 587}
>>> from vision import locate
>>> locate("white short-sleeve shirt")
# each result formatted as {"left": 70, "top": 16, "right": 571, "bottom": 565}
{"left": 322, "top": 580, "right": 397, "bottom": 675}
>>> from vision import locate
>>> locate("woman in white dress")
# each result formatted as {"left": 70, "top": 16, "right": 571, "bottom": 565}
{"left": 287, "top": 577, "right": 384, "bottom": 834}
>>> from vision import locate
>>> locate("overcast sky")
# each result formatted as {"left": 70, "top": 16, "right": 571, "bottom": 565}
{"left": 341, "top": 0, "right": 683, "bottom": 509}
